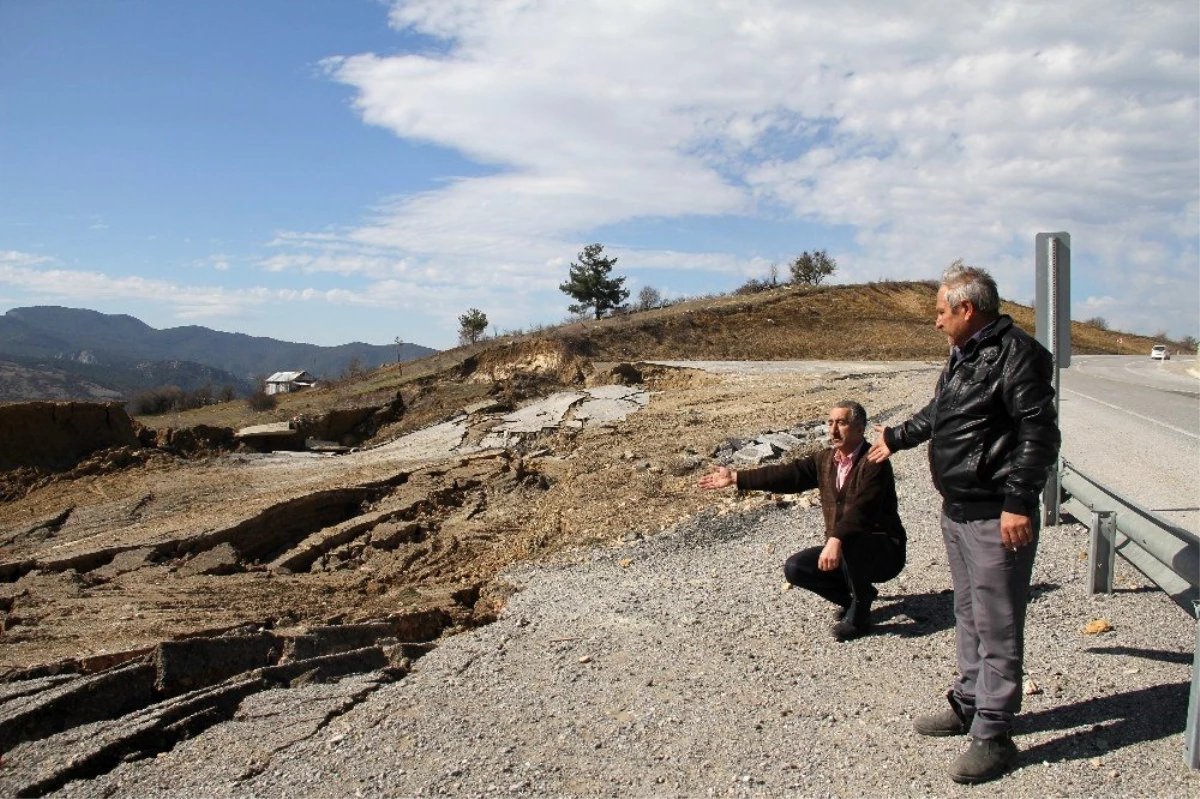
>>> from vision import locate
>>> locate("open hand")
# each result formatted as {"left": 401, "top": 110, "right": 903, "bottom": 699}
{"left": 697, "top": 465, "right": 737, "bottom": 490}
{"left": 867, "top": 425, "right": 893, "bottom": 464}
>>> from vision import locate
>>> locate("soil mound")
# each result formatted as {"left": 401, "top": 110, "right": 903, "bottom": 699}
{"left": 458, "top": 338, "right": 594, "bottom": 386}
{"left": 0, "top": 402, "right": 139, "bottom": 472}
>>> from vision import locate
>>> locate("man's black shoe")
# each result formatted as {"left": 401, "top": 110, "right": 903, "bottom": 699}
{"left": 948, "top": 735, "right": 1018, "bottom": 784}
{"left": 913, "top": 692, "right": 973, "bottom": 737}
{"left": 831, "top": 605, "right": 850, "bottom": 623}
{"left": 831, "top": 615, "right": 871, "bottom": 641}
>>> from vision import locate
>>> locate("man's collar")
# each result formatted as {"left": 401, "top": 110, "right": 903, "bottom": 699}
{"left": 834, "top": 439, "right": 868, "bottom": 463}
{"left": 953, "top": 316, "right": 1002, "bottom": 361}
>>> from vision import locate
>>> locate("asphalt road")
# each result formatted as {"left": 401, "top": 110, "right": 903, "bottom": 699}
{"left": 1059, "top": 355, "right": 1199, "bottom": 532}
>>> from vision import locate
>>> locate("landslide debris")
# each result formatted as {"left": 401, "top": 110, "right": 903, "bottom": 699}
{"left": 0, "top": 318, "right": 940, "bottom": 794}
{"left": 0, "top": 281, "right": 1162, "bottom": 794}
{"left": 0, "top": 337, "right": 876, "bottom": 676}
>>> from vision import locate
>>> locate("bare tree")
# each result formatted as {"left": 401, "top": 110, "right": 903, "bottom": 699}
{"left": 636, "top": 285, "right": 663, "bottom": 311}
{"left": 341, "top": 355, "right": 365, "bottom": 380}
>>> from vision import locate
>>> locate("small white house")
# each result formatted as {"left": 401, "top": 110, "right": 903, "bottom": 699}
{"left": 264, "top": 370, "right": 317, "bottom": 395}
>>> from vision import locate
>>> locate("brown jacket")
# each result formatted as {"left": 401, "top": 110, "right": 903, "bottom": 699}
{"left": 735, "top": 443, "right": 906, "bottom": 543}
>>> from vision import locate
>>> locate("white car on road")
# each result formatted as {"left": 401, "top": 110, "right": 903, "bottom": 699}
{"left": 1150, "top": 344, "right": 1170, "bottom": 360}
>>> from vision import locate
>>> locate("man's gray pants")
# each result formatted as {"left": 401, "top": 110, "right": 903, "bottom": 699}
{"left": 940, "top": 511, "right": 1039, "bottom": 740}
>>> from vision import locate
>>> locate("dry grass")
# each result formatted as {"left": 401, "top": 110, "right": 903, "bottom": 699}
{"left": 140, "top": 281, "right": 1167, "bottom": 432}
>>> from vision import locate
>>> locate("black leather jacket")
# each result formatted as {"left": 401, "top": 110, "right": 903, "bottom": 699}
{"left": 884, "top": 316, "right": 1060, "bottom": 522}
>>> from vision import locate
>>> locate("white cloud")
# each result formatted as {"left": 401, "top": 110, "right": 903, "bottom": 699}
{"left": 191, "top": 253, "right": 232, "bottom": 272}
{"left": 0, "top": 249, "right": 553, "bottom": 343}
{"left": 1, "top": 250, "right": 272, "bottom": 320}
{"left": 6, "top": 3, "right": 1192, "bottom": 347}
{"left": 0, "top": 250, "right": 53, "bottom": 268}
{"left": 272, "top": 0, "right": 1197, "bottom": 338}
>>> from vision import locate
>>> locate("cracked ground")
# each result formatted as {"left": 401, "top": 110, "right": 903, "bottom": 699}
{"left": 0, "top": 358, "right": 906, "bottom": 674}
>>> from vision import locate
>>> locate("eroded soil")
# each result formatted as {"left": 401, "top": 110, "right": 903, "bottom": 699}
{"left": 0, "top": 359, "right": 931, "bottom": 674}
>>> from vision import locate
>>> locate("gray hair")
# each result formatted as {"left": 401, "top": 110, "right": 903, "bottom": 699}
{"left": 942, "top": 259, "right": 1000, "bottom": 315}
{"left": 833, "top": 399, "right": 867, "bottom": 427}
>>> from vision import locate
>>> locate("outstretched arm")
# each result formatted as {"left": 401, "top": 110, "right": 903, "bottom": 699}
{"left": 699, "top": 457, "right": 820, "bottom": 494}
{"left": 868, "top": 386, "right": 941, "bottom": 463}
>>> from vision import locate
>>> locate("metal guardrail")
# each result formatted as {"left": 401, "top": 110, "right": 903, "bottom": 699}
{"left": 1058, "top": 460, "right": 1200, "bottom": 768}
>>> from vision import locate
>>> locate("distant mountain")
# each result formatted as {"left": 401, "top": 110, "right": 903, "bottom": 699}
{"left": 0, "top": 306, "right": 437, "bottom": 403}
{"left": 0, "top": 358, "right": 125, "bottom": 403}
{"left": 0, "top": 353, "right": 248, "bottom": 404}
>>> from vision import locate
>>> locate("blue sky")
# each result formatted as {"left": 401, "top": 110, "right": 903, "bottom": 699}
{"left": 2, "top": 0, "right": 1197, "bottom": 350}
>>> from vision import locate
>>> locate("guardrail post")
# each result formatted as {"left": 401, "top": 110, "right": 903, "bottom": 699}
{"left": 1036, "top": 231, "right": 1070, "bottom": 526}
{"left": 1087, "top": 510, "right": 1116, "bottom": 595}
{"left": 1188, "top": 601, "right": 1199, "bottom": 769}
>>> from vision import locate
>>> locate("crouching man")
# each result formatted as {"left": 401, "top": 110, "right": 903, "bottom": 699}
{"left": 698, "top": 400, "right": 906, "bottom": 640}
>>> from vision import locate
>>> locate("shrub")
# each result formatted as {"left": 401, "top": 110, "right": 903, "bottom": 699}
{"left": 247, "top": 390, "right": 278, "bottom": 412}
{"left": 128, "top": 386, "right": 185, "bottom": 416}
{"left": 127, "top": 384, "right": 226, "bottom": 416}
{"left": 735, "top": 278, "right": 771, "bottom": 295}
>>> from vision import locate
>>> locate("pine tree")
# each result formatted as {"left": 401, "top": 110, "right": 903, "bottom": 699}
{"left": 559, "top": 243, "right": 630, "bottom": 320}
{"left": 458, "top": 308, "right": 488, "bottom": 345}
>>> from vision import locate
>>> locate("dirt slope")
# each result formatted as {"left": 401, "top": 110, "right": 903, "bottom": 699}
{"left": 134, "top": 281, "right": 1162, "bottom": 437}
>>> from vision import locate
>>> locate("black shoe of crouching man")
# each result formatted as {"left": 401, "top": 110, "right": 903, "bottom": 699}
{"left": 830, "top": 613, "right": 872, "bottom": 641}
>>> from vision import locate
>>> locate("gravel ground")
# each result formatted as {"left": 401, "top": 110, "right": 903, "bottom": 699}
{"left": 51, "top": 379, "right": 1199, "bottom": 799}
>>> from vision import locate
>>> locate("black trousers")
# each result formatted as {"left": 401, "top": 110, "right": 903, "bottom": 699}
{"left": 783, "top": 533, "right": 905, "bottom": 618}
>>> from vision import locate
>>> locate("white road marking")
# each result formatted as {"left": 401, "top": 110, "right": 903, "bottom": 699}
{"left": 1063, "top": 387, "right": 1200, "bottom": 440}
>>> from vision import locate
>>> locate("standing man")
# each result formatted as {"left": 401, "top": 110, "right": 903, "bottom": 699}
{"left": 699, "top": 400, "right": 906, "bottom": 641}
{"left": 868, "top": 262, "right": 1060, "bottom": 785}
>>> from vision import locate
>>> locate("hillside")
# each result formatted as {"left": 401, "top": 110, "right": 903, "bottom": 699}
{"left": 147, "top": 280, "right": 1168, "bottom": 434}
{"left": 538, "top": 280, "right": 1161, "bottom": 361}
{"left": 0, "top": 306, "right": 438, "bottom": 402}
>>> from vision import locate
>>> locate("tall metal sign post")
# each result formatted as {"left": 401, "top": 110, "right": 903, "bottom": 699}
{"left": 1035, "top": 232, "right": 1070, "bottom": 526}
